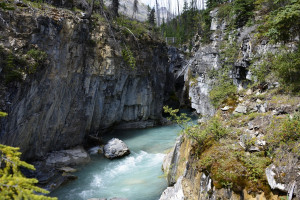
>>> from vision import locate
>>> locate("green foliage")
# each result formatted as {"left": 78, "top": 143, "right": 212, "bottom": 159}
{"left": 209, "top": 80, "right": 237, "bottom": 108}
{"left": 184, "top": 115, "right": 228, "bottom": 145}
{"left": 161, "top": 6, "right": 211, "bottom": 45}
{"left": 27, "top": 49, "right": 47, "bottom": 74}
{"left": 0, "top": 1, "right": 14, "bottom": 10}
{"left": 199, "top": 144, "right": 271, "bottom": 191}
{"left": 116, "top": 17, "right": 148, "bottom": 36}
{"left": 272, "top": 48, "right": 300, "bottom": 93}
{"left": 0, "top": 144, "right": 57, "bottom": 200}
{"left": 27, "top": 49, "right": 47, "bottom": 63}
{"left": 233, "top": 0, "right": 255, "bottom": 27}
{"left": 163, "top": 106, "right": 191, "bottom": 130}
{"left": 148, "top": 7, "right": 155, "bottom": 26}
{"left": 3, "top": 53, "right": 23, "bottom": 83}
{"left": 265, "top": 1, "right": 300, "bottom": 43}
{"left": 266, "top": 111, "right": 300, "bottom": 155}
{"left": 121, "top": 47, "right": 136, "bottom": 70}
{"left": 206, "top": 0, "right": 230, "bottom": 9}
{"left": 256, "top": 0, "right": 300, "bottom": 43}
{"left": 0, "top": 112, "right": 8, "bottom": 117}
{"left": 251, "top": 48, "right": 300, "bottom": 93}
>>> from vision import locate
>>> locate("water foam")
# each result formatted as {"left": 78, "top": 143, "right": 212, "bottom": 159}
{"left": 90, "top": 151, "right": 165, "bottom": 189}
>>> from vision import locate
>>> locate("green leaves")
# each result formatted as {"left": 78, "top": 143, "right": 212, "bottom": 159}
{"left": 267, "top": 2, "right": 300, "bottom": 42}
{"left": 0, "top": 112, "right": 8, "bottom": 117}
{"left": 163, "top": 106, "right": 191, "bottom": 130}
{"left": 0, "top": 144, "right": 57, "bottom": 200}
{"left": 121, "top": 47, "right": 136, "bottom": 70}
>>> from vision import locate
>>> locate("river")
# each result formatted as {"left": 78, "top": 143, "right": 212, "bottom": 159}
{"left": 50, "top": 123, "right": 182, "bottom": 200}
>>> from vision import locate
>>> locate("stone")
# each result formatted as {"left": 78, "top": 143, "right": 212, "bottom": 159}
{"left": 58, "top": 167, "right": 77, "bottom": 173}
{"left": 87, "top": 198, "right": 107, "bottom": 200}
{"left": 103, "top": 138, "right": 130, "bottom": 159}
{"left": 256, "top": 99, "right": 262, "bottom": 103}
{"left": 221, "top": 106, "right": 230, "bottom": 111}
{"left": 0, "top": 7, "right": 170, "bottom": 160}
{"left": 162, "top": 149, "right": 173, "bottom": 173}
{"left": 46, "top": 146, "right": 90, "bottom": 167}
{"left": 258, "top": 103, "right": 267, "bottom": 113}
{"left": 159, "top": 176, "right": 185, "bottom": 200}
{"left": 246, "top": 89, "right": 253, "bottom": 95}
{"left": 248, "top": 121, "right": 260, "bottom": 130}
{"left": 266, "top": 164, "right": 288, "bottom": 192}
{"left": 265, "top": 152, "right": 299, "bottom": 197}
{"left": 110, "top": 198, "right": 128, "bottom": 200}
{"left": 234, "top": 104, "right": 247, "bottom": 114}
{"left": 248, "top": 146, "right": 260, "bottom": 152}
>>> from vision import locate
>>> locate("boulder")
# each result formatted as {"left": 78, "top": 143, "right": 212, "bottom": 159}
{"left": 159, "top": 176, "right": 185, "bottom": 200}
{"left": 110, "top": 198, "right": 128, "bottom": 200}
{"left": 46, "top": 146, "right": 90, "bottom": 167}
{"left": 58, "top": 167, "right": 77, "bottom": 173}
{"left": 234, "top": 104, "right": 247, "bottom": 114}
{"left": 221, "top": 106, "right": 230, "bottom": 111}
{"left": 87, "top": 198, "right": 107, "bottom": 200}
{"left": 103, "top": 138, "right": 130, "bottom": 159}
{"left": 265, "top": 152, "right": 299, "bottom": 198}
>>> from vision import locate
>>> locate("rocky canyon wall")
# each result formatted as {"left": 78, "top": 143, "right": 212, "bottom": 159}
{"left": 0, "top": 5, "right": 171, "bottom": 160}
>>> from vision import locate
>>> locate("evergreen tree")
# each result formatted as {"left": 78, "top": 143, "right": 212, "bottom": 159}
{"left": 132, "top": 0, "right": 138, "bottom": 18}
{"left": 148, "top": 7, "right": 156, "bottom": 26}
{"left": 0, "top": 113, "right": 56, "bottom": 199}
{"left": 111, "top": 0, "right": 120, "bottom": 18}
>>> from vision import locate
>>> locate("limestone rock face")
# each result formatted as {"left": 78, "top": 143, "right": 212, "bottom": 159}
{"left": 266, "top": 152, "right": 300, "bottom": 198}
{"left": 159, "top": 176, "right": 185, "bottom": 200}
{"left": 103, "top": 138, "right": 130, "bottom": 159}
{"left": 0, "top": 7, "right": 169, "bottom": 160}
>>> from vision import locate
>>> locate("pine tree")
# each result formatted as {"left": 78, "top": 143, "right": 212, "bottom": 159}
{"left": 111, "top": 0, "right": 120, "bottom": 18}
{"left": 148, "top": 7, "right": 156, "bottom": 26}
{"left": 132, "top": 0, "right": 138, "bottom": 18}
{"left": 0, "top": 113, "right": 56, "bottom": 199}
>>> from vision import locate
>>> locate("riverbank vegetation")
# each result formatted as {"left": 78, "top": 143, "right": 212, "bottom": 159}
{"left": 164, "top": 88, "right": 300, "bottom": 195}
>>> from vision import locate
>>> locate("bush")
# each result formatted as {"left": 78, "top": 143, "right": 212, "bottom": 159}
{"left": 121, "top": 47, "right": 136, "bottom": 70}
{"left": 272, "top": 49, "right": 300, "bottom": 93}
{"left": 233, "top": 0, "right": 255, "bottom": 27}
{"left": 251, "top": 48, "right": 300, "bottom": 93}
{"left": 209, "top": 80, "right": 237, "bottom": 108}
{"left": 266, "top": 1, "right": 300, "bottom": 43}
{"left": 266, "top": 111, "right": 300, "bottom": 154}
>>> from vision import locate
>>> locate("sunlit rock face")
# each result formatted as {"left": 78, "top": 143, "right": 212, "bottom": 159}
{"left": 0, "top": 7, "right": 170, "bottom": 160}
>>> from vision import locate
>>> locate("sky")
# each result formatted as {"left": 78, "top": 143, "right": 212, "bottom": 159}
{"left": 140, "top": 0, "right": 205, "bottom": 13}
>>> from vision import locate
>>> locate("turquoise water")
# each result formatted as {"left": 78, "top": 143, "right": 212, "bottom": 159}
{"left": 50, "top": 124, "right": 182, "bottom": 200}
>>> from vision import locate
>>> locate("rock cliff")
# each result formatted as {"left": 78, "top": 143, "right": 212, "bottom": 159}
{"left": 0, "top": 3, "right": 172, "bottom": 160}
{"left": 160, "top": 7, "right": 300, "bottom": 200}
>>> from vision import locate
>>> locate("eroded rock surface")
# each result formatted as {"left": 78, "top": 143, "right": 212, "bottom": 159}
{"left": 0, "top": 5, "right": 171, "bottom": 160}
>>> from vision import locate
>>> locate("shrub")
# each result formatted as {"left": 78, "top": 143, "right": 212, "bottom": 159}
{"left": 121, "top": 47, "right": 136, "bottom": 70}
{"left": 272, "top": 49, "right": 300, "bottom": 93}
{"left": 209, "top": 80, "right": 237, "bottom": 108}
{"left": 266, "top": 111, "right": 300, "bottom": 154}
{"left": 3, "top": 54, "right": 23, "bottom": 83}
{"left": 233, "top": 0, "right": 256, "bottom": 27}
{"left": 266, "top": 1, "right": 300, "bottom": 43}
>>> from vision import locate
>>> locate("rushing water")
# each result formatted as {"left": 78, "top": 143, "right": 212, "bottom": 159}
{"left": 50, "top": 124, "right": 182, "bottom": 200}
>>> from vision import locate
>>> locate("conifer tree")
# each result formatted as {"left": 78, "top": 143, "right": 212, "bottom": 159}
{"left": 0, "top": 113, "right": 56, "bottom": 200}
{"left": 148, "top": 7, "right": 156, "bottom": 26}
{"left": 111, "top": 0, "right": 120, "bottom": 18}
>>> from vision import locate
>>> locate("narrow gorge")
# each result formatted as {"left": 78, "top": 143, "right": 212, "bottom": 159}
{"left": 0, "top": 0, "right": 299, "bottom": 200}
